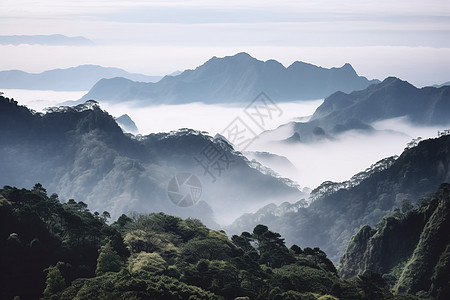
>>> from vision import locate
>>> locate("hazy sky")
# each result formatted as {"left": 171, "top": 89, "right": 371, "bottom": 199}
{"left": 1, "top": 0, "right": 450, "bottom": 86}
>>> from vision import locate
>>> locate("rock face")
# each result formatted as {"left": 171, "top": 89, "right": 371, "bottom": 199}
{"left": 338, "top": 183, "right": 450, "bottom": 299}
{"left": 79, "top": 52, "right": 378, "bottom": 105}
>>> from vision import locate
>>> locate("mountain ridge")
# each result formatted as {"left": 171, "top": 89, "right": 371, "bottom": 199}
{"left": 79, "top": 52, "right": 378, "bottom": 105}
{"left": 0, "top": 34, "right": 93, "bottom": 46}
{"left": 0, "top": 65, "right": 163, "bottom": 91}
{"left": 0, "top": 95, "right": 304, "bottom": 226}
{"left": 338, "top": 183, "right": 450, "bottom": 299}
{"left": 227, "top": 134, "right": 450, "bottom": 262}
{"left": 260, "top": 77, "right": 450, "bottom": 143}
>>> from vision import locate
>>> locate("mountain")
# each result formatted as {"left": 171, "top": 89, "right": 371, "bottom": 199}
{"left": 432, "top": 81, "right": 450, "bottom": 88}
{"left": 0, "top": 65, "right": 163, "bottom": 91}
{"left": 0, "top": 34, "right": 93, "bottom": 46}
{"left": 0, "top": 187, "right": 399, "bottom": 300}
{"left": 261, "top": 77, "right": 450, "bottom": 143}
{"left": 115, "top": 114, "right": 139, "bottom": 134}
{"left": 338, "top": 184, "right": 450, "bottom": 299}
{"left": 227, "top": 134, "right": 450, "bottom": 262}
{"left": 243, "top": 151, "right": 299, "bottom": 184}
{"left": 79, "top": 52, "right": 378, "bottom": 105}
{"left": 0, "top": 95, "right": 304, "bottom": 226}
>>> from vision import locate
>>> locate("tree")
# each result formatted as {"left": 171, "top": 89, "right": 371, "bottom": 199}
{"left": 290, "top": 244, "right": 303, "bottom": 255}
{"left": 101, "top": 211, "right": 111, "bottom": 223}
{"left": 43, "top": 263, "right": 66, "bottom": 299}
{"left": 251, "top": 224, "right": 294, "bottom": 268}
{"left": 129, "top": 252, "right": 167, "bottom": 274}
{"left": 231, "top": 233, "right": 253, "bottom": 253}
{"left": 95, "top": 242, "right": 123, "bottom": 275}
{"left": 32, "top": 183, "right": 47, "bottom": 197}
{"left": 115, "top": 214, "right": 132, "bottom": 227}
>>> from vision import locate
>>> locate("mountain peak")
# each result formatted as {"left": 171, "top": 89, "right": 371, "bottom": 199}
{"left": 382, "top": 76, "right": 402, "bottom": 83}
{"left": 225, "top": 52, "right": 259, "bottom": 64}
{"left": 116, "top": 114, "right": 139, "bottom": 134}
{"left": 333, "top": 62, "right": 357, "bottom": 76}
{"left": 341, "top": 62, "right": 355, "bottom": 71}
{"left": 379, "top": 77, "right": 416, "bottom": 90}
{"left": 233, "top": 52, "right": 253, "bottom": 58}
{"left": 202, "top": 52, "right": 258, "bottom": 67}
{"left": 80, "top": 54, "right": 377, "bottom": 104}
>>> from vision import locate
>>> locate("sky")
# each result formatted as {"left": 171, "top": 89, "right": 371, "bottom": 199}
{"left": 1, "top": 0, "right": 450, "bottom": 86}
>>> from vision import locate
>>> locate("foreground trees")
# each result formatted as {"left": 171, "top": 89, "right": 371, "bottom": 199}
{"left": 0, "top": 184, "right": 414, "bottom": 300}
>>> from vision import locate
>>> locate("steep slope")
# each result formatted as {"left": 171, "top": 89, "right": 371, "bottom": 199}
{"left": 228, "top": 134, "right": 450, "bottom": 262}
{"left": 79, "top": 52, "right": 377, "bottom": 104}
{"left": 338, "top": 184, "right": 450, "bottom": 299}
{"left": 311, "top": 77, "right": 450, "bottom": 125}
{"left": 116, "top": 114, "right": 139, "bottom": 134}
{"left": 261, "top": 77, "right": 450, "bottom": 143}
{"left": 0, "top": 65, "right": 162, "bottom": 91}
{"left": 0, "top": 95, "right": 303, "bottom": 226}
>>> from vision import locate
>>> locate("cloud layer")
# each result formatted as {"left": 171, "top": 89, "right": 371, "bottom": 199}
{"left": 1, "top": 0, "right": 449, "bottom": 86}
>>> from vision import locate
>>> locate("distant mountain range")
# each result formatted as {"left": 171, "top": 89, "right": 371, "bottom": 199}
{"left": 0, "top": 65, "right": 163, "bottom": 91}
{"left": 79, "top": 52, "right": 378, "bottom": 105}
{"left": 0, "top": 34, "right": 94, "bottom": 46}
{"left": 228, "top": 134, "right": 450, "bottom": 263}
{"left": 261, "top": 77, "right": 450, "bottom": 143}
{"left": 0, "top": 95, "right": 304, "bottom": 226}
{"left": 432, "top": 81, "right": 450, "bottom": 88}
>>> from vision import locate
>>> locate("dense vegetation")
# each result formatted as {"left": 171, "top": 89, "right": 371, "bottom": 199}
{"left": 1, "top": 184, "right": 413, "bottom": 300}
{"left": 229, "top": 134, "right": 450, "bottom": 262}
{"left": 0, "top": 95, "right": 302, "bottom": 227}
{"left": 338, "top": 183, "right": 450, "bottom": 300}
{"left": 0, "top": 184, "right": 126, "bottom": 299}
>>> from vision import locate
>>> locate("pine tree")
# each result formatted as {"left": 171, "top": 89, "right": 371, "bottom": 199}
{"left": 95, "top": 241, "right": 123, "bottom": 275}
{"left": 42, "top": 263, "right": 66, "bottom": 299}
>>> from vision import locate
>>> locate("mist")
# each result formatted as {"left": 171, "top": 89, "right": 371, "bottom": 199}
{"left": 6, "top": 89, "right": 447, "bottom": 194}
{"left": 100, "top": 99, "right": 323, "bottom": 136}
{"left": 251, "top": 117, "right": 450, "bottom": 189}
{"left": 4, "top": 89, "right": 449, "bottom": 226}
{"left": 1, "top": 89, "right": 87, "bottom": 112}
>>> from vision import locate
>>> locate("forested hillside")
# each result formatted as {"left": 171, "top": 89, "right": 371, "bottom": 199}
{"left": 338, "top": 183, "right": 450, "bottom": 300}
{"left": 1, "top": 184, "right": 412, "bottom": 300}
{"left": 0, "top": 95, "right": 303, "bottom": 226}
{"left": 229, "top": 134, "right": 450, "bottom": 262}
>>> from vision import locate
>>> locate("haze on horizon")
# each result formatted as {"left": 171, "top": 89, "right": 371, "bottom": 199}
{"left": 1, "top": 0, "right": 450, "bottom": 87}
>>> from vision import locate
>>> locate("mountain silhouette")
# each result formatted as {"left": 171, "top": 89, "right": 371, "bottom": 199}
{"left": 0, "top": 65, "right": 163, "bottom": 91}
{"left": 0, "top": 34, "right": 93, "bottom": 46}
{"left": 262, "top": 77, "right": 450, "bottom": 143}
{"left": 79, "top": 52, "right": 378, "bottom": 105}
{"left": 115, "top": 114, "right": 139, "bottom": 134}
{"left": 0, "top": 95, "right": 304, "bottom": 226}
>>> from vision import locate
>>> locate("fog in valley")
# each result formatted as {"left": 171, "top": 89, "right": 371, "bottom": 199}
{"left": 2, "top": 1, "right": 450, "bottom": 298}
{"left": 4, "top": 89, "right": 446, "bottom": 224}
